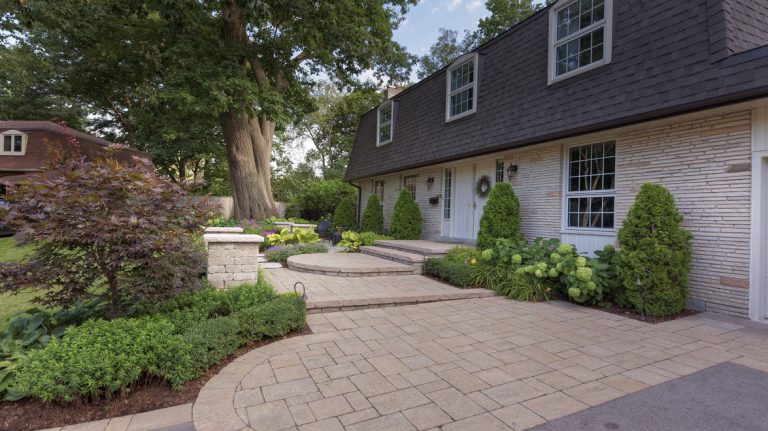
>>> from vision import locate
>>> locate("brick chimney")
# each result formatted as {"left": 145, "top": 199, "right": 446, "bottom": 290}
{"left": 382, "top": 86, "right": 405, "bottom": 100}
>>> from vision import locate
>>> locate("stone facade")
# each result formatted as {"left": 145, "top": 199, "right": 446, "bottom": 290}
{"left": 356, "top": 107, "right": 754, "bottom": 318}
{"left": 204, "top": 234, "right": 264, "bottom": 289}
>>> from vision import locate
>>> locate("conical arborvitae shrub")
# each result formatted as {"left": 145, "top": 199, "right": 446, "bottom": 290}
{"left": 617, "top": 183, "right": 693, "bottom": 317}
{"left": 389, "top": 188, "right": 422, "bottom": 240}
{"left": 360, "top": 194, "right": 384, "bottom": 234}
{"left": 476, "top": 183, "right": 522, "bottom": 250}
{"left": 332, "top": 197, "right": 356, "bottom": 230}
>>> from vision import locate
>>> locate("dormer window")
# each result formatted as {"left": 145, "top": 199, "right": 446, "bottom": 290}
{"left": 446, "top": 53, "right": 478, "bottom": 121}
{"left": 0, "top": 130, "right": 27, "bottom": 155}
{"left": 377, "top": 101, "right": 393, "bottom": 146}
{"left": 549, "top": 0, "right": 613, "bottom": 84}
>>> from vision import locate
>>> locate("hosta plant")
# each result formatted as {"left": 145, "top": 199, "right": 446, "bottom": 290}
{"left": 266, "top": 228, "right": 319, "bottom": 246}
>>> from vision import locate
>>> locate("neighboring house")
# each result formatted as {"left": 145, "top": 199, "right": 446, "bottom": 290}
{"left": 346, "top": 0, "right": 768, "bottom": 320}
{"left": 0, "top": 121, "right": 148, "bottom": 184}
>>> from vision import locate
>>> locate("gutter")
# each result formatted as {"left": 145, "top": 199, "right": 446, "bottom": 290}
{"left": 348, "top": 180, "right": 362, "bottom": 228}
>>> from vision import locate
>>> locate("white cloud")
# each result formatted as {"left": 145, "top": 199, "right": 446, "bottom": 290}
{"left": 447, "top": 0, "right": 463, "bottom": 12}
{"left": 466, "top": 0, "right": 483, "bottom": 12}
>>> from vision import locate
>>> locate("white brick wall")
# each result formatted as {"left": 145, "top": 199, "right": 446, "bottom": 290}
{"left": 355, "top": 109, "right": 754, "bottom": 317}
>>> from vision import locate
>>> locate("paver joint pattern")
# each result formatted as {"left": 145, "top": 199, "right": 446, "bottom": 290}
{"left": 192, "top": 296, "right": 768, "bottom": 431}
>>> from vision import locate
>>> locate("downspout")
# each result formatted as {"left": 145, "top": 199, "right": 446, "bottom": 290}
{"left": 349, "top": 180, "right": 362, "bottom": 228}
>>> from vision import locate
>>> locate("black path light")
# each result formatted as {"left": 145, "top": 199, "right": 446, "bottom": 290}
{"left": 294, "top": 282, "right": 307, "bottom": 301}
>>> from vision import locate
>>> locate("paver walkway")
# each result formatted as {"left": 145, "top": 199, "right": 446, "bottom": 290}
{"left": 192, "top": 296, "right": 768, "bottom": 431}
{"left": 266, "top": 269, "right": 495, "bottom": 312}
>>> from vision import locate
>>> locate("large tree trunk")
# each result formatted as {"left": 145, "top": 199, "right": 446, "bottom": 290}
{"left": 221, "top": 108, "right": 278, "bottom": 220}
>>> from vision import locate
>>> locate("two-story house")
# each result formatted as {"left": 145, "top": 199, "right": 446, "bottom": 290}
{"left": 0, "top": 121, "right": 148, "bottom": 184}
{"left": 346, "top": 0, "right": 768, "bottom": 320}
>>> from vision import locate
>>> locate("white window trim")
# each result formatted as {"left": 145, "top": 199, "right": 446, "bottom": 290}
{"left": 376, "top": 101, "right": 393, "bottom": 147}
{"left": 0, "top": 130, "right": 28, "bottom": 156}
{"left": 443, "top": 168, "right": 452, "bottom": 220}
{"left": 561, "top": 141, "right": 617, "bottom": 235}
{"left": 548, "top": 0, "right": 614, "bottom": 85}
{"left": 445, "top": 53, "right": 479, "bottom": 122}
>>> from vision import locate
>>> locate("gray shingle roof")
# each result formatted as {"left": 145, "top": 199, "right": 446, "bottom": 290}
{"left": 345, "top": 0, "right": 768, "bottom": 181}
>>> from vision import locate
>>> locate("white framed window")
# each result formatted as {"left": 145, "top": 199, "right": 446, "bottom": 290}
{"left": 564, "top": 141, "right": 616, "bottom": 230}
{"left": 0, "top": 130, "right": 27, "bottom": 155}
{"left": 443, "top": 168, "right": 452, "bottom": 219}
{"left": 446, "top": 53, "right": 478, "bottom": 121}
{"left": 374, "top": 180, "right": 385, "bottom": 204}
{"left": 377, "top": 101, "right": 393, "bottom": 146}
{"left": 403, "top": 175, "right": 417, "bottom": 200}
{"left": 495, "top": 159, "right": 505, "bottom": 183}
{"left": 548, "top": 0, "right": 613, "bottom": 84}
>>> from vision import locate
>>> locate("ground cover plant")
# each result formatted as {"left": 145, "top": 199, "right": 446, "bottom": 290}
{"left": 3, "top": 273, "right": 305, "bottom": 404}
{"left": 337, "top": 231, "right": 394, "bottom": 252}
{"left": 424, "top": 247, "right": 479, "bottom": 288}
{"left": 264, "top": 243, "right": 328, "bottom": 264}
{"left": 0, "top": 150, "right": 214, "bottom": 318}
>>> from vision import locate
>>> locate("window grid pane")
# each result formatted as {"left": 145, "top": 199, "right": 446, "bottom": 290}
{"left": 566, "top": 141, "right": 615, "bottom": 229}
{"left": 556, "top": 0, "right": 604, "bottom": 41}
{"left": 378, "top": 104, "right": 392, "bottom": 144}
{"left": 495, "top": 160, "right": 505, "bottom": 183}
{"left": 444, "top": 169, "right": 452, "bottom": 219}
{"left": 375, "top": 181, "right": 385, "bottom": 204}
{"left": 3, "top": 136, "right": 11, "bottom": 152}
{"left": 404, "top": 176, "right": 417, "bottom": 200}
{"left": 450, "top": 88, "right": 474, "bottom": 117}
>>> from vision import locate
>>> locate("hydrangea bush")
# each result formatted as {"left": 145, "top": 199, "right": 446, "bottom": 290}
{"left": 477, "top": 238, "right": 613, "bottom": 304}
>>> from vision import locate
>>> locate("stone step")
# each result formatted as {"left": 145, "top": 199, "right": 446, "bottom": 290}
{"left": 360, "top": 246, "right": 426, "bottom": 265}
{"left": 287, "top": 253, "right": 419, "bottom": 276}
{"left": 372, "top": 240, "right": 454, "bottom": 257}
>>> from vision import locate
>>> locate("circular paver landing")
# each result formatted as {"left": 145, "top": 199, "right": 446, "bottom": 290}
{"left": 287, "top": 253, "right": 417, "bottom": 276}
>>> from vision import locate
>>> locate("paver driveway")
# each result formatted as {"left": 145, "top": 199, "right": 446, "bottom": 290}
{"left": 192, "top": 297, "right": 768, "bottom": 431}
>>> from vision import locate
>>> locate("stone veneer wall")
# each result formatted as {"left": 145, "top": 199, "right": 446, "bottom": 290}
{"left": 356, "top": 109, "right": 753, "bottom": 317}
{"left": 205, "top": 234, "right": 263, "bottom": 289}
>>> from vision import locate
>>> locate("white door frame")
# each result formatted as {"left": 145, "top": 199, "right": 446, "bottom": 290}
{"left": 750, "top": 107, "right": 768, "bottom": 322}
{"left": 450, "top": 162, "right": 476, "bottom": 241}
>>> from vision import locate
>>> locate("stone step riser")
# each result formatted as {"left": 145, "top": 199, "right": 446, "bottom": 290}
{"left": 371, "top": 243, "right": 447, "bottom": 258}
{"left": 359, "top": 252, "right": 425, "bottom": 274}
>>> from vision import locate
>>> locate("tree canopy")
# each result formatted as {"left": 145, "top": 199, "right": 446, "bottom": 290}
{"left": 3, "top": 0, "right": 415, "bottom": 218}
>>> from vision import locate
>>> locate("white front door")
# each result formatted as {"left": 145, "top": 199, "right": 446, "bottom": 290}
{"left": 473, "top": 160, "right": 496, "bottom": 237}
{"left": 452, "top": 164, "right": 475, "bottom": 240}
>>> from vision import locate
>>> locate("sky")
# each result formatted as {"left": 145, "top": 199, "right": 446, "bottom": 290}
{"left": 394, "top": 0, "right": 491, "bottom": 58}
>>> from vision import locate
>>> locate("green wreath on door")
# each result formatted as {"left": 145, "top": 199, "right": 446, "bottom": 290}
{"left": 475, "top": 175, "right": 492, "bottom": 198}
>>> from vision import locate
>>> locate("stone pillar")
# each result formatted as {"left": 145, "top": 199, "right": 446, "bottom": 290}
{"left": 204, "top": 233, "right": 264, "bottom": 289}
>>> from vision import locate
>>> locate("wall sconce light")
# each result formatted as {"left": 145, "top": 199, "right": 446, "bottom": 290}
{"left": 426, "top": 177, "right": 435, "bottom": 190}
{"left": 506, "top": 165, "right": 518, "bottom": 182}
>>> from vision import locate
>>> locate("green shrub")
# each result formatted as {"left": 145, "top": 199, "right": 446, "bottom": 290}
{"left": 476, "top": 238, "right": 613, "bottom": 305}
{"left": 338, "top": 231, "right": 363, "bottom": 252}
{"left": 184, "top": 316, "right": 241, "bottom": 372}
{"left": 264, "top": 243, "right": 328, "bottom": 263}
{"left": 425, "top": 258, "right": 474, "bottom": 288}
{"left": 617, "top": 184, "right": 693, "bottom": 317}
{"left": 389, "top": 188, "right": 422, "bottom": 240}
{"left": 476, "top": 183, "right": 521, "bottom": 250}
{"left": 594, "top": 244, "right": 624, "bottom": 306}
{"left": 332, "top": 197, "right": 356, "bottom": 230}
{"left": 445, "top": 246, "right": 480, "bottom": 264}
{"left": 266, "top": 228, "right": 320, "bottom": 246}
{"left": 235, "top": 295, "right": 307, "bottom": 344}
{"left": 361, "top": 232, "right": 393, "bottom": 246}
{"left": 494, "top": 271, "right": 554, "bottom": 302}
{"left": 360, "top": 195, "right": 384, "bottom": 234}
{"left": 15, "top": 317, "right": 194, "bottom": 402}
{"left": 293, "top": 180, "right": 356, "bottom": 221}
{"left": 136, "top": 276, "right": 278, "bottom": 331}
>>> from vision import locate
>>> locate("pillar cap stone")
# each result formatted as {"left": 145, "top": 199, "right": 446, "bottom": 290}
{"left": 204, "top": 227, "right": 244, "bottom": 234}
{"left": 203, "top": 233, "right": 264, "bottom": 243}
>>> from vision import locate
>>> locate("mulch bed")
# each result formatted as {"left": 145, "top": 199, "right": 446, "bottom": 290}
{"left": 0, "top": 327, "right": 311, "bottom": 431}
{"left": 591, "top": 302, "right": 698, "bottom": 323}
